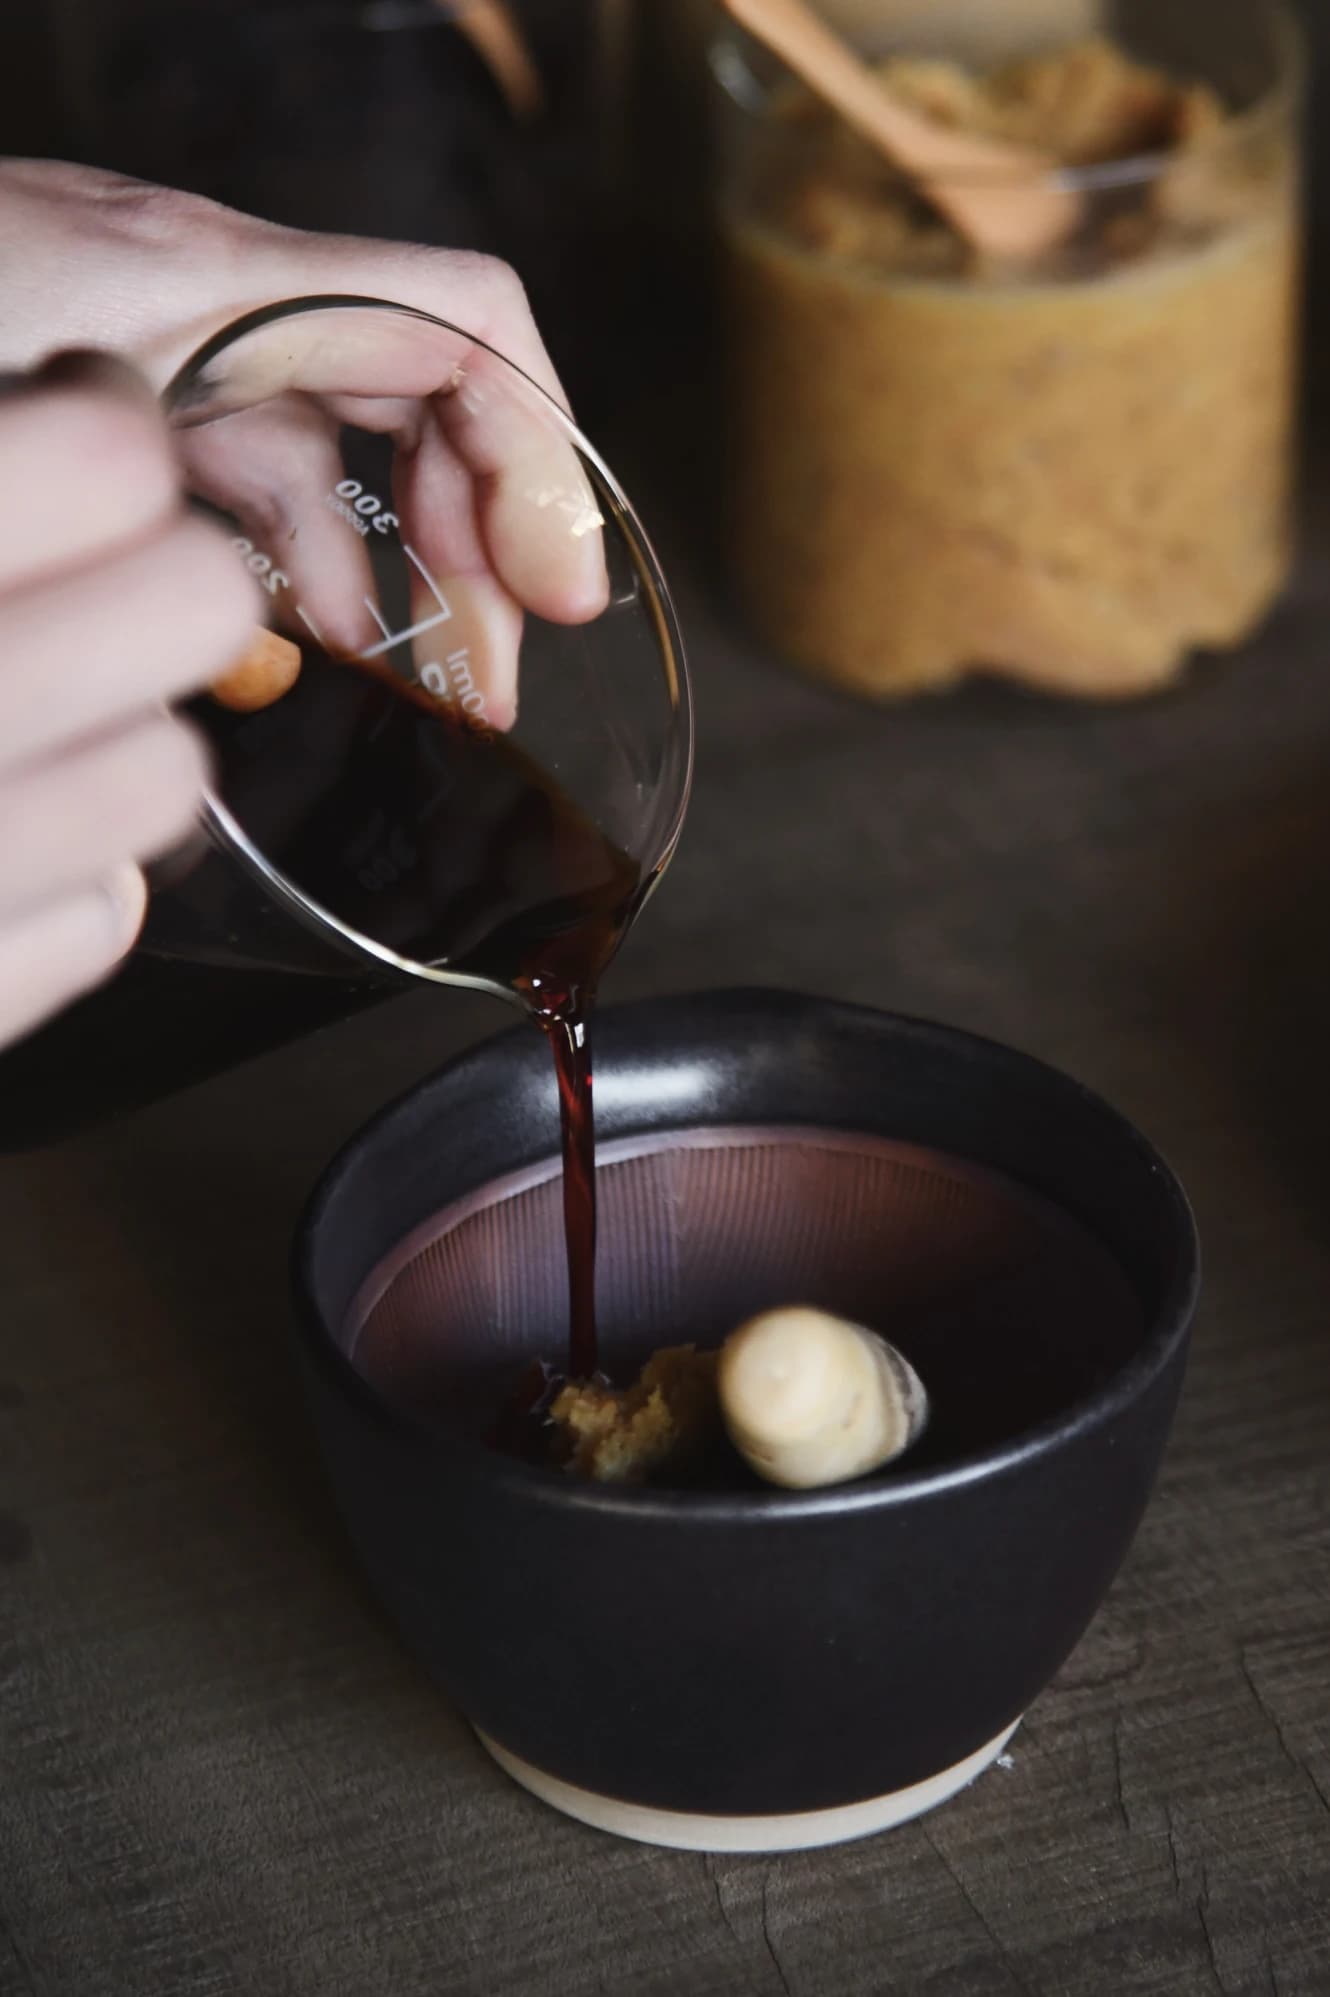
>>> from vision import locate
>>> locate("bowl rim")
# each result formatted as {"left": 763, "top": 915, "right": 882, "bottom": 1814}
{"left": 291, "top": 987, "right": 1201, "bottom": 1522}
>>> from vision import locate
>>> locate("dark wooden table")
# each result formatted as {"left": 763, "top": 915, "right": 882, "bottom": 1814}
{"left": 4, "top": 502, "right": 1330, "bottom": 1992}
{"left": 4, "top": 6, "right": 1330, "bottom": 1984}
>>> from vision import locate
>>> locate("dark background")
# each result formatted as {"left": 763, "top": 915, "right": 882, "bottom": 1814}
{"left": 4, "top": 12, "right": 1330, "bottom": 1996}
{"left": 1, "top": 0, "right": 1324, "bottom": 511}
{"left": 0, "top": 2, "right": 623, "bottom": 421}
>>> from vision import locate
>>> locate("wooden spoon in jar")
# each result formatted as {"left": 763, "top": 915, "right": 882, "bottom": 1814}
{"left": 721, "top": 0, "right": 1081, "bottom": 264}
{"left": 437, "top": 0, "right": 545, "bottom": 121}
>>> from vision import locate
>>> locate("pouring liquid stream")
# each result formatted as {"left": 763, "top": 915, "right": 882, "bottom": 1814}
{"left": 197, "top": 644, "right": 644, "bottom": 1391}
{"left": 543, "top": 1006, "right": 599, "bottom": 1383}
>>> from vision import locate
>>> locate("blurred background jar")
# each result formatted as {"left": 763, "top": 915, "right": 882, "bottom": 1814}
{"left": 711, "top": 0, "right": 1304, "bottom": 703}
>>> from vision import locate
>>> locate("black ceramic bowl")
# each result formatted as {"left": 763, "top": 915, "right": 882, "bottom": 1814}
{"left": 294, "top": 990, "right": 1199, "bottom": 1851}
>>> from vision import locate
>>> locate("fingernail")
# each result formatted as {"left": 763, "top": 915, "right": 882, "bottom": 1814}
{"left": 102, "top": 862, "right": 148, "bottom": 957}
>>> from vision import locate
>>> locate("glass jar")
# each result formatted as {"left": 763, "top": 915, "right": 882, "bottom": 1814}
{"left": 713, "top": 0, "right": 1304, "bottom": 701}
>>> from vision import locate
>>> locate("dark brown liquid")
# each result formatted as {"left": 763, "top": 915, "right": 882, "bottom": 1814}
{"left": 480, "top": 1011, "right": 600, "bottom": 1459}
{"left": 353, "top": 1130, "right": 1149, "bottom": 1489}
{"left": 198, "top": 649, "right": 644, "bottom": 1379}
{"left": 547, "top": 1013, "right": 597, "bottom": 1380}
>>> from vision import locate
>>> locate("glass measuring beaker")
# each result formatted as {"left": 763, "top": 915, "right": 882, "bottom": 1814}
{"left": 0, "top": 296, "right": 692, "bottom": 1146}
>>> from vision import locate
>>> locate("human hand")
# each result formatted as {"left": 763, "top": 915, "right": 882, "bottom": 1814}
{"left": 0, "top": 159, "right": 609, "bottom": 728}
{"left": 0, "top": 353, "right": 255, "bottom": 1052}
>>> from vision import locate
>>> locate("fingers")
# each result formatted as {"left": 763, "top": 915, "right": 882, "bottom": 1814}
{"left": 435, "top": 348, "right": 611, "bottom": 627}
{"left": 0, "top": 513, "right": 257, "bottom": 770}
{"left": 165, "top": 260, "right": 609, "bottom": 632}
{"left": 0, "top": 348, "right": 256, "bottom": 1052}
{"left": 392, "top": 410, "right": 524, "bottom": 729}
{"left": 258, "top": 244, "right": 610, "bottom": 623}
{"left": 251, "top": 238, "right": 568, "bottom": 409}
{"left": 0, "top": 863, "right": 146, "bottom": 1051}
{"left": 175, "top": 394, "right": 382, "bottom": 658}
{"left": 0, "top": 711, "right": 210, "bottom": 923}
{"left": 0, "top": 349, "right": 176, "bottom": 592}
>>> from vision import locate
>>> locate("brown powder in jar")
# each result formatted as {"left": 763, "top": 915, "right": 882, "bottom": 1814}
{"left": 725, "top": 36, "right": 1300, "bottom": 699}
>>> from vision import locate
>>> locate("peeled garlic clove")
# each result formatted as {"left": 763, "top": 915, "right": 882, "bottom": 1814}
{"left": 719, "top": 1307, "right": 928, "bottom": 1491}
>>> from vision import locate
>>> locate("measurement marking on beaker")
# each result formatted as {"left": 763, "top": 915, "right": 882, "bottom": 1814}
{"left": 296, "top": 593, "right": 453, "bottom": 663}
{"left": 403, "top": 542, "right": 453, "bottom": 619}
{"left": 290, "top": 543, "right": 454, "bottom": 660}
{"left": 356, "top": 610, "right": 456, "bottom": 660}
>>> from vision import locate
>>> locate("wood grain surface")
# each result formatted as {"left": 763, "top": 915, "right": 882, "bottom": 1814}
{"left": 4, "top": 524, "right": 1330, "bottom": 1992}
{"left": 2, "top": 7, "right": 1330, "bottom": 1989}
